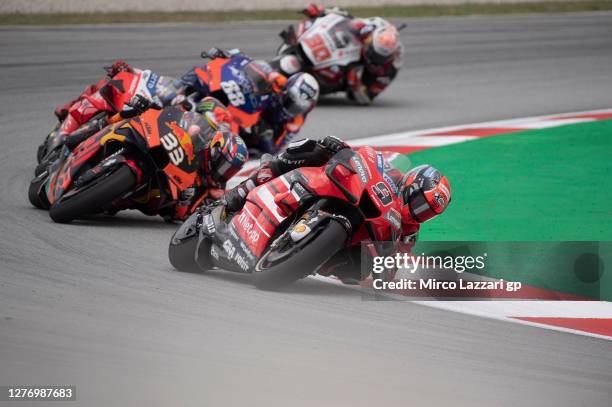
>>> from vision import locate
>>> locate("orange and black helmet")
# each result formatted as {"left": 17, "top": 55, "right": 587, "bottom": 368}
{"left": 399, "top": 165, "right": 451, "bottom": 223}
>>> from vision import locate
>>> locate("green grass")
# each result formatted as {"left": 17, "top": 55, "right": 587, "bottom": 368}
{"left": 393, "top": 119, "right": 612, "bottom": 242}
{"left": 1, "top": 1, "right": 612, "bottom": 25}
{"left": 396, "top": 120, "right": 612, "bottom": 299}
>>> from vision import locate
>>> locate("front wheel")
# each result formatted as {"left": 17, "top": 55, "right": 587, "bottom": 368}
{"left": 253, "top": 219, "right": 348, "bottom": 290}
{"left": 49, "top": 165, "right": 136, "bottom": 223}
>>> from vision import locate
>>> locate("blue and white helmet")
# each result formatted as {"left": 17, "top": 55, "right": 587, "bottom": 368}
{"left": 281, "top": 73, "right": 319, "bottom": 118}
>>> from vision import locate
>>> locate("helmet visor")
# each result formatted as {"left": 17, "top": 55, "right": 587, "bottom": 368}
{"left": 208, "top": 131, "right": 248, "bottom": 185}
{"left": 406, "top": 189, "right": 437, "bottom": 223}
{"left": 282, "top": 92, "right": 307, "bottom": 118}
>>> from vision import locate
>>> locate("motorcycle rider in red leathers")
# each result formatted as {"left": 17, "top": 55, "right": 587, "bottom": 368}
{"left": 55, "top": 60, "right": 181, "bottom": 147}
{"left": 221, "top": 136, "right": 451, "bottom": 282}
{"left": 279, "top": 5, "right": 403, "bottom": 105}
{"left": 54, "top": 60, "right": 133, "bottom": 121}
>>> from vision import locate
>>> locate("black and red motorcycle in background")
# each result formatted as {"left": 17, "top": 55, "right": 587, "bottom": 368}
{"left": 168, "top": 145, "right": 403, "bottom": 290}
{"left": 35, "top": 69, "right": 179, "bottom": 175}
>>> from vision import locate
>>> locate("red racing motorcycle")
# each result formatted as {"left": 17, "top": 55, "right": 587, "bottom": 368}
{"left": 168, "top": 146, "right": 403, "bottom": 290}
{"left": 35, "top": 69, "right": 177, "bottom": 174}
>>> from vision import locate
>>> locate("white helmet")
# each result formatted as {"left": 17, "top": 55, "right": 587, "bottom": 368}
{"left": 282, "top": 73, "right": 319, "bottom": 118}
{"left": 366, "top": 24, "right": 400, "bottom": 66}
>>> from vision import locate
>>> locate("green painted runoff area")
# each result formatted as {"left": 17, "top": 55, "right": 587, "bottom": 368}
{"left": 392, "top": 119, "right": 612, "bottom": 299}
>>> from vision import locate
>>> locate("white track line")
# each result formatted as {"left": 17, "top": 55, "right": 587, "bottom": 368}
{"left": 307, "top": 108, "right": 612, "bottom": 340}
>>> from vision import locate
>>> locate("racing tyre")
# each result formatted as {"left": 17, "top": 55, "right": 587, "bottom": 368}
{"left": 254, "top": 219, "right": 347, "bottom": 290}
{"left": 49, "top": 165, "right": 136, "bottom": 223}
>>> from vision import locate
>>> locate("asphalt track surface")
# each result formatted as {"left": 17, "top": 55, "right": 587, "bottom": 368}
{"left": 1, "top": 12, "right": 611, "bottom": 407}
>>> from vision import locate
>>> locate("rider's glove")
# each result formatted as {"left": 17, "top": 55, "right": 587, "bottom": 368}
{"left": 319, "top": 136, "right": 350, "bottom": 155}
{"left": 268, "top": 71, "right": 288, "bottom": 94}
{"left": 223, "top": 159, "right": 274, "bottom": 213}
{"left": 54, "top": 106, "right": 69, "bottom": 122}
{"left": 151, "top": 95, "right": 164, "bottom": 110}
{"left": 128, "top": 94, "right": 153, "bottom": 115}
{"left": 223, "top": 183, "right": 250, "bottom": 213}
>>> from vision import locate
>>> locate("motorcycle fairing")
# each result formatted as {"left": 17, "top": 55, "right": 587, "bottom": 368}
{"left": 149, "top": 107, "right": 198, "bottom": 191}
{"left": 221, "top": 146, "right": 402, "bottom": 272}
{"left": 99, "top": 70, "right": 142, "bottom": 112}
{"left": 299, "top": 13, "right": 361, "bottom": 69}
{"left": 48, "top": 122, "right": 127, "bottom": 204}
{"left": 196, "top": 55, "right": 269, "bottom": 129}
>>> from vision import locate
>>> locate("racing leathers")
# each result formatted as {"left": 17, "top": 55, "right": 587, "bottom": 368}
{"left": 296, "top": 6, "right": 402, "bottom": 104}
{"left": 225, "top": 136, "right": 418, "bottom": 235}
{"left": 222, "top": 135, "right": 417, "bottom": 282}
{"left": 177, "top": 49, "right": 310, "bottom": 154}
{"left": 57, "top": 67, "right": 180, "bottom": 147}
{"left": 148, "top": 98, "right": 248, "bottom": 221}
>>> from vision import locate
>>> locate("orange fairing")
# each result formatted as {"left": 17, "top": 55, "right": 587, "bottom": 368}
{"left": 228, "top": 105, "right": 261, "bottom": 129}
{"left": 196, "top": 58, "right": 227, "bottom": 92}
{"left": 134, "top": 109, "right": 197, "bottom": 194}
{"left": 136, "top": 109, "right": 161, "bottom": 148}
{"left": 275, "top": 115, "right": 305, "bottom": 147}
{"left": 161, "top": 122, "right": 197, "bottom": 193}
{"left": 164, "top": 164, "right": 196, "bottom": 196}
{"left": 167, "top": 121, "right": 195, "bottom": 166}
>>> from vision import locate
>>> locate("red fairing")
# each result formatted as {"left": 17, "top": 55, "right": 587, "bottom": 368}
{"left": 231, "top": 146, "right": 404, "bottom": 259}
{"left": 59, "top": 71, "right": 141, "bottom": 137}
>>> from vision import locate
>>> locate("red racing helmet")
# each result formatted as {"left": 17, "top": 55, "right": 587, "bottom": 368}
{"left": 399, "top": 165, "right": 451, "bottom": 223}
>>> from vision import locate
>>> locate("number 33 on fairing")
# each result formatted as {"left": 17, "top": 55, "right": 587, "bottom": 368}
{"left": 160, "top": 132, "right": 185, "bottom": 166}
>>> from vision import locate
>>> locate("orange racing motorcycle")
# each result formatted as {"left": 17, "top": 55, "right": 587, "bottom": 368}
{"left": 29, "top": 106, "right": 209, "bottom": 223}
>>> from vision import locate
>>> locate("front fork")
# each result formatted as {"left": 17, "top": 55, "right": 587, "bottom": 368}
{"left": 75, "top": 148, "right": 143, "bottom": 189}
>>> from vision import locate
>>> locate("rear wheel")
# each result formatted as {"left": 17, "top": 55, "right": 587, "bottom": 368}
{"left": 253, "top": 219, "right": 348, "bottom": 290}
{"left": 49, "top": 165, "right": 136, "bottom": 223}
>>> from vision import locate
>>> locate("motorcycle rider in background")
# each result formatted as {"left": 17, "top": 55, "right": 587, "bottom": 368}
{"left": 278, "top": 5, "right": 403, "bottom": 105}
{"left": 219, "top": 135, "right": 451, "bottom": 282}
{"left": 54, "top": 60, "right": 180, "bottom": 147}
{"left": 54, "top": 60, "right": 132, "bottom": 121}
{"left": 177, "top": 48, "right": 320, "bottom": 154}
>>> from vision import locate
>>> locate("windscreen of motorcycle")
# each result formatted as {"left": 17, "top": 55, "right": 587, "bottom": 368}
{"left": 299, "top": 13, "right": 362, "bottom": 69}
{"left": 220, "top": 55, "right": 268, "bottom": 114}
